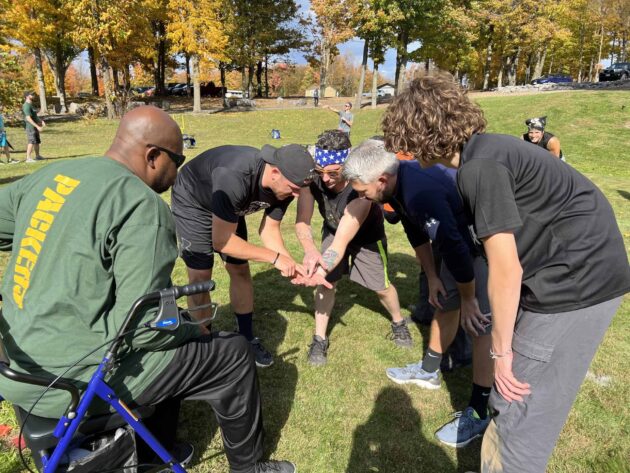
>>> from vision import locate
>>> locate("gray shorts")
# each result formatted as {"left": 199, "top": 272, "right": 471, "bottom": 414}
{"left": 26, "top": 127, "right": 40, "bottom": 145}
{"left": 439, "top": 255, "right": 490, "bottom": 314}
{"left": 481, "top": 296, "right": 622, "bottom": 473}
{"left": 321, "top": 231, "right": 389, "bottom": 292}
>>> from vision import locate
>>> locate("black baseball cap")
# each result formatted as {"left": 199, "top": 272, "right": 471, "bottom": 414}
{"left": 260, "top": 144, "right": 315, "bottom": 187}
{"left": 24, "top": 91, "right": 36, "bottom": 98}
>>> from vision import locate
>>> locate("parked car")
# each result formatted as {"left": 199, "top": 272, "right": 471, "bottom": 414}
{"left": 171, "top": 83, "right": 192, "bottom": 96}
{"left": 599, "top": 63, "right": 630, "bottom": 82}
{"left": 531, "top": 74, "right": 573, "bottom": 85}
{"left": 167, "top": 83, "right": 185, "bottom": 95}
{"left": 225, "top": 90, "right": 244, "bottom": 98}
{"left": 132, "top": 86, "right": 152, "bottom": 96}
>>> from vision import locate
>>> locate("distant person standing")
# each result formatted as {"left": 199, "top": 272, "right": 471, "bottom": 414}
{"left": 23, "top": 90, "right": 45, "bottom": 163}
{"left": 324, "top": 102, "right": 353, "bottom": 136}
{"left": 313, "top": 87, "right": 319, "bottom": 107}
{"left": 0, "top": 105, "right": 17, "bottom": 164}
{"left": 522, "top": 116, "right": 565, "bottom": 161}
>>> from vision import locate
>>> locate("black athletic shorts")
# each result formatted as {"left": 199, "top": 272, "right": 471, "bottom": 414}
{"left": 171, "top": 184, "right": 248, "bottom": 269}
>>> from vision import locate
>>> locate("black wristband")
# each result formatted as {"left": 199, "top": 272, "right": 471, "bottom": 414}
{"left": 272, "top": 252, "right": 280, "bottom": 265}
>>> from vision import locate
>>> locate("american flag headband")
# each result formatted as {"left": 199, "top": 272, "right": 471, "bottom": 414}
{"left": 314, "top": 147, "right": 350, "bottom": 167}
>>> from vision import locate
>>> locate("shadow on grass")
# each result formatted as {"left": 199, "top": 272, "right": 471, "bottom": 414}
{"left": 617, "top": 190, "right": 630, "bottom": 201}
{"left": 346, "top": 386, "right": 456, "bottom": 473}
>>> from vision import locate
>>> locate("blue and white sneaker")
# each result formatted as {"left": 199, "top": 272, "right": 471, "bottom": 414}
{"left": 435, "top": 407, "right": 490, "bottom": 448}
{"left": 385, "top": 361, "right": 441, "bottom": 389}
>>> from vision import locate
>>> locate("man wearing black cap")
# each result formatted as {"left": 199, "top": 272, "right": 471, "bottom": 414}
{"left": 522, "top": 116, "right": 564, "bottom": 161}
{"left": 171, "top": 144, "right": 327, "bottom": 367}
{"left": 23, "top": 91, "right": 46, "bottom": 163}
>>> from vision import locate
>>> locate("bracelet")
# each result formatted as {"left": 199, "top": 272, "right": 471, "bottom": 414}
{"left": 271, "top": 252, "right": 280, "bottom": 265}
{"left": 490, "top": 348, "right": 513, "bottom": 359}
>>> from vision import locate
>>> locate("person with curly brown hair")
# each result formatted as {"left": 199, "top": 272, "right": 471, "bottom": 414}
{"left": 381, "top": 73, "right": 629, "bottom": 473}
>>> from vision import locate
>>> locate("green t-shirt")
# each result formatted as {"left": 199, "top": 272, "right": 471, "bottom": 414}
{"left": 23, "top": 102, "right": 39, "bottom": 131}
{"left": 0, "top": 157, "right": 200, "bottom": 418}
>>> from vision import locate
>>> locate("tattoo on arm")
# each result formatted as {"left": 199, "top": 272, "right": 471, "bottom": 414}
{"left": 322, "top": 249, "right": 338, "bottom": 271}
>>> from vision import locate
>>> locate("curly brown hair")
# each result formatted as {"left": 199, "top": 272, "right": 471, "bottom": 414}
{"left": 382, "top": 72, "right": 486, "bottom": 164}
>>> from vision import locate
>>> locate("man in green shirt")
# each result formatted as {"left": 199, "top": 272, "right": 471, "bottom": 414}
{"left": 0, "top": 106, "right": 295, "bottom": 473}
{"left": 22, "top": 91, "right": 46, "bottom": 163}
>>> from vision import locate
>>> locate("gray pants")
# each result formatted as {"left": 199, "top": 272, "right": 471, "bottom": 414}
{"left": 481, "top": 296, "right": 622, "bottom": 473}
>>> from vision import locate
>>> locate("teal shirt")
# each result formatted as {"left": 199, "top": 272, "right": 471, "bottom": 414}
{"left": 0, "top": 157, "right": 200, "bottom": 417}
{"left": 0, "top": 113, "right": 4, "bottom": 131}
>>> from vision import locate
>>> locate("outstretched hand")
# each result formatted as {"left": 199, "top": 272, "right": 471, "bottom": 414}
{"left": 290, "top": 269, "right": 333, "bottom": 289}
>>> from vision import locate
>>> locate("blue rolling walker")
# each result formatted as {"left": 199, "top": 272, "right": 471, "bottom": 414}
{"left": 0, "top": 281, "right": 216, "bottom": 472}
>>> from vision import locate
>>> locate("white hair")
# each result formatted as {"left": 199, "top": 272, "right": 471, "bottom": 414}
{"left": 343, "top": 139, "right": 399, "bottom": 183}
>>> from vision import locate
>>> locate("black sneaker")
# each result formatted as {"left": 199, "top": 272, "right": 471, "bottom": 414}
{"left": 388, "top": 320, "right": 413, "bottom": 348}
{"left": 250, "top": 337, "right": 273, "bottom": 368}
{"left": 307, "top": 335, "right": 329, "bottom": 366}
{"left": 254, "top": 460, "right": 297, "bottom": 473}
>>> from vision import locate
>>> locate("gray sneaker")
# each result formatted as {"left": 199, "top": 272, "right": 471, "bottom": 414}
{"left": 385, "top": 361, "right": 441, "bottom": 389}
{"left": 307, "top": 335, "right": 329, "bottom": 366}
{"left": 250, "top": 338, "right": 273, "bottom": 368}
{"left": 388, "top": 320, "right": 413, "bottom": 348}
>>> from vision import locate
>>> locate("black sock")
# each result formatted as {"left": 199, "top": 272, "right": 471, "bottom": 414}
{"left": 235, "top": 312, "right": 254, "bottom": 341}
{"left": 468, "top": 383, "right": 491, "bottom": 419}
{"left": 422, "top": 348, "right": 442, "bottom": 373}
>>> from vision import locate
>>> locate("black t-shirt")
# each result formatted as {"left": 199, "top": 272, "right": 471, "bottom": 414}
{"left": 175, "top": 145, "right": 292, "bottom": 222}
{"left": 457, "top": 133, "right": 630, "bottom": 313}
{"left": 309, "top": 176, "right": 384, "bottom": 245}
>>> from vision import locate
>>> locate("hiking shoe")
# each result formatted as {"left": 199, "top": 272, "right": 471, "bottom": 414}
{"left": 307, "top": 335, "right": 329, "bottom": 366}
{"left": 435, "top": 407, "right": 490, "bottom": 448}
{"left": 254, "top": 460, "right": 296, "bottom": 473}
{"left": 385, "top": 361, "right": 441, "bottom": 389}
{"left": 35, "top": 156, "right": 45, "bottom": 160}
{"left": 388, "top": 320, "right": 413, "bottom": 348}
{"left": 250, "top": 337, "right": 273, "bottom": 368}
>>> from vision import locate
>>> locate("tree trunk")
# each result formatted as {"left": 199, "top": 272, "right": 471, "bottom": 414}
{"left": 371, "top": 63, "right": 379, "bottom": 109}
{"left": 533, "top": 46, "right": 547, "bottom": 80}
{"left": 507, "top": 47, "right": 520, "bottom": 86}
{"left": 185, "top": 54, "right": 191, "bottom": 86}
{"left": 319, "top": 42, "right": 331, "bottom": 98}
{"left": 355, "top": 39, "right": 369, "bottom": 109}
{"left": 482, "top": 34, "right": 493, "bottom": 91}
{"left": 547, "top": 53, "right": 554, "bottom": 74}
{"left": 155, "top": 21, "right": 166, "bottom": 96}
{"left": 48, "top": 51, "right": 68, "bottom": 113}
{"left": 191, "top": 55, "right": 201, "bottom": 113}
{"left": 33, "top": 48, "right": 48, "bottom": 115}
{"left": 264, "top": 54, "right": 269, "bottom": 98}
{"left": 577, "top": 24, "right": 585, "bottom": 83}
{"left": 596, "top": 24, "right": 604, "bottom": 82}
{"left": 256, "top": 61, "right": 263, "bottom": 97}
{"left": 220, "top": 62, "right": 228, "bottom": 108}
{"left": 395, "top": 30, "right": 409, "bottom": 94}
{"left": 88, "top": 46, "right": 99, "bottom": 95}
{"left": 99, "top": 57, "right": 116, "bottom": 119}
{"left": 112, "top": 67, "right": 120, "bottom": 90}
{"left": 497, "top": 60, "right": 504, "bottom": 88}
{"left": 588, "top": 56, "right": 595, "bottom": 82}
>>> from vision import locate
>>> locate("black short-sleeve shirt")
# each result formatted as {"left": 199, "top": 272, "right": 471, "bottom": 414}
{"left": 175, "top": 145, "right": 292, "bottom": 223}
{"left": 457, "top": 133, "right": 630, "bottom": 313}
{"left": 309, "top": 176, "right": 384, "bottom": 245}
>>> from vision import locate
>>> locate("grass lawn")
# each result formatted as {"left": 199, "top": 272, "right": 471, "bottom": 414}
{"left": 0, "top": 90, "right": 629, "bottom": 473}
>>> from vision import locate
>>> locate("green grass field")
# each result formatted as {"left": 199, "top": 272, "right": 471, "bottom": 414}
{"left": 0, "top": 91, "right": 629, "bottom": 473}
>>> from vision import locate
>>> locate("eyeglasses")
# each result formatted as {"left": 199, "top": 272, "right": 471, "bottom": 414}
{"left": 147, "top": 144, "right": 186, "bottom": 168}
{"left": 315, "top": 167, "right": 342, "bottom": 178}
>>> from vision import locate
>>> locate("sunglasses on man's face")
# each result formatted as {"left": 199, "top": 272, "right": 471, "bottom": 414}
{"left": 147, "top": 144, "right": 186, "bottom": 168}
{"left": 315, "top": 167, "right": 342, "bottom": 178}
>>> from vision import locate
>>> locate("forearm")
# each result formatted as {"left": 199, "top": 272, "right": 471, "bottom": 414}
{"left": 414, "top": 242, "right": 438, "bottom": 279}
{"left": 216, "top": 233, "right": 279, "bottom": 264}
{"left": 456, "top": 279, "right": 476, "bottom": 301}
{"left": 295, "top": 222, "right": 319, "bottom": 253}
{"left": 487, "top": 268, "right": 521, "bottom": 354}
{"left": 321, "top": 243, "right": 344, "bottom": 272}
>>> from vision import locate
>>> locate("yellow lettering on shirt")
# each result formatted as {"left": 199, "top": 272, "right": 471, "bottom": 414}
{"left": 12, "top": 174, "right": 80, "bottom": 309}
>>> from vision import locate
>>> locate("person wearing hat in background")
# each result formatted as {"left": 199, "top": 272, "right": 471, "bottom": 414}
{"left": 23, "top": 91, "right": 46, "bottom": 163}
{"left": 295, "top": 130, "right": 413, "bottom": 366}
{"left": 522, "top": 116, "right": 565, "bottom": 161}
{"left": 171, "top": 144, "right": 330, "bottom": 368}
{"left": 324, "top": 102, "right": 353, "bottom": 136}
